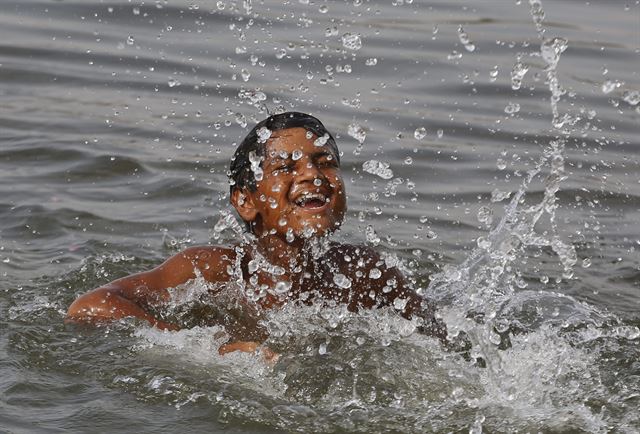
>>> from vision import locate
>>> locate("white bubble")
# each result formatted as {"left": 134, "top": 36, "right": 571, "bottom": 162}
{"left": 274, "top": 281, "right": 292, "bottom": 294}
{"left": 365, "top": 225, "right": 380, "bottom": 246}
{"left": 313, "top": 133, "right": 330, "bottom": 147}
{"left": 257, "top": 126, "right": 272, "bottom": 143}
{"left": 477, "top": 206, "right": 493, "bottom": 225}
{"left": 241, "top": 69, "right": 250, "bottom": 82}
{"left": 511, "top": 61, "right": 529, "bottom": 90}
{"left": 348, "top": 123, "right": 366, "bottom": 144}
{"left": 447, "top": 51, "right": 462, "bottom": 61}
{"left": 363, "top": 160, "right": 393, "bottom": 180}
{"left": 286, "top": 228, "right": 295, "bottom": 243}
{"left": 457, "top": 26, "right": 475, "bottom": 52}
{"left": 504, "top": 102, "right": 520, "bottom": 114}
{"left": 341, "top": 33, "right": 362, "bottom": 51}
{"left": 369, "top": 268, "right": 382, "bottom": 279}
{"left": 622, "top": 89, "right": 639, "bottom": 104}
{"left": 393, "top": 298, "right": 408, "bottom": 311}
{"left": 333, "top": 273, "right": 352, "bottom": 289}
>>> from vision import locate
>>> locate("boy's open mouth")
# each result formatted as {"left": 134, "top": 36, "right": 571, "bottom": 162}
{"left": 294, "top": 192, "right": 328, "bottom": 209}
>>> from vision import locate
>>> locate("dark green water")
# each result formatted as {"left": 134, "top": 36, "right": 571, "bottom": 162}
{"left": 1, "top": 0, "right": 638, "bottom": 432}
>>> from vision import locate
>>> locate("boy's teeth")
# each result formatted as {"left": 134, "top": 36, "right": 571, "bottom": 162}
{"left": 296, "top": 193, "right": 326, "bottom": 205}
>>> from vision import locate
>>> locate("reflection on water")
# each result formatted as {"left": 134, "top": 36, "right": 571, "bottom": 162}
{"left": 1, "top": 0, "right": 639, "bottom": 432}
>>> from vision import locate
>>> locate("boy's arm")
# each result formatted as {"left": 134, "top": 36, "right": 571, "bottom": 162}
{"left": 350, "top": 247, "right": 448, "bottom": 342}
{"left": 66, "top": 246, "right": 231, "bottom": 329}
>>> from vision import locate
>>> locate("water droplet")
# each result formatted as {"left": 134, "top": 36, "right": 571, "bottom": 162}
{"left": 273, "top": 281, "right": 292, "bottom": 294}
{"left": 369, "top": 268, "right": 382, "bottom": 279}
{"left": 249, "top": 150, "right": 263, "bottom": 181}
{"left": 362, "top": 160, "right": 394, "bottom": 179}
{"left": 241, "top": 69, "right": 250, "bottom": 82}
{"left": 601, "top": 79, "right": 622, "bottom": 94}
{"left": 168, "top": 77, "right": 180, "bottom": 88}
{"left": 333, "top": 273, "right": 352, "bottom": 289}
{"left": 510, "top": 61, "right": 529, "bottom": 90}
{"left": 341, "top": 33, "right": 362, "bottom": 51}
{"left": 365, "top": 58, "right": 377, "bottom": 66}
{"left": 325, "top": 26, "right": 338, "bottom": 37}
{"left": 540, "top": 37, "right": 568, "bottom": 69}
{"left": 248, "top": 259, "right": 260, "bottom": 274}
{"left": 126, "top": 36, "right": 135, "bottom": 45}
{"left": 477, "top": 206, "right": 493, "bottom": 225}
{"left": 477, "top": 236, "right": 492, "bottom": 250}
{"left": 348, "top": 123, "right": 366, "bottom": 144}
{"left": 256, "top": 127, "right": 272, "bottom": 144}
{"left": 447, "top": 50, "right": 463, "bottom": 61}
{"left": 491, "top": 189, "right": 511, "bottom": 202}
{"left": 314, "top": 133, "right": 330, "bottom": 147}
{"left": 457, "top": 26, "right": 476, "bottom": 52}
{"left": 318, "top": 342, "right": 328, "bottom": 355}
{"left": 286, "top": 228, "right": 295, "bottom": 243}
{"left": 489, "top": 65, "right": 499, "bottom": 82}
{"left": 313, "top": 178, "right": 322, "bottom": 187}
{"left": 393, "top": 298, "right": 408, "bottom": 311}
{"left": 504, "top": 102, "right": 520, "bottom": 114}
{"left": 414, "top": 127, "right": 427, "bottom": 140}
{"left": 292, "top": 150, "right": 303, "bottom": 161}
{"left": 581, "top": 258, "right": 591, "bottom": 268}
{"left": 488, "top": 330, "right": 502, "bottom": 346}
{"left": 622, "top": 90, "right": 640, "bottom": 105}
{"left": 404, "top": 157, "right": 413, "bottom": 165}
{"left": 365, "top": 225, "right": 380, "bottom": 246}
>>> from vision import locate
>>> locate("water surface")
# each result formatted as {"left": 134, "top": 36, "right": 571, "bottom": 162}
{"left": 1, "top": 0, "right": 639, "bottom": 432}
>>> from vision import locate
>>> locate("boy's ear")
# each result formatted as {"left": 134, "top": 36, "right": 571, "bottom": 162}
{"left": 231, "top": 188, "right": 258, "bottom": 222}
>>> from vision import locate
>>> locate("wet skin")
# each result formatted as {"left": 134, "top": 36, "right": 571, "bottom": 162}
{"left": 67, "top": 127, "right": 445, "bottom": 355}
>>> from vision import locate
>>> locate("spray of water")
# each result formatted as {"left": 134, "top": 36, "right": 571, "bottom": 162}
{"left": 107, "top": 1, "right": 639, "bottom": 432}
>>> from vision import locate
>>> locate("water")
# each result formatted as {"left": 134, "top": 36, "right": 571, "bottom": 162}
{"left": 1, "top": 0, "right": 639, "bottom": 432}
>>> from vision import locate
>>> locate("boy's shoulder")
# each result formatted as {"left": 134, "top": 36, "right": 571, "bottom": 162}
{"left": 177, "top": 244, "right": 239, "bottom": 282}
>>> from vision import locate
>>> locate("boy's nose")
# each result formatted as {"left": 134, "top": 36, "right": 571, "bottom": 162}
{"left": 297, "top": 160, "right": 325, "bottom": 184}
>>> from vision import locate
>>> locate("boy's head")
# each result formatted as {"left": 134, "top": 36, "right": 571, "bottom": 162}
{"left": 229, "top": 112, "right": 346, "bottom": 240}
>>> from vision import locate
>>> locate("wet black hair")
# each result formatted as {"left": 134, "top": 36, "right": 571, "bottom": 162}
{"left": 229, "top": 112, "right": 340, "bottom": 195}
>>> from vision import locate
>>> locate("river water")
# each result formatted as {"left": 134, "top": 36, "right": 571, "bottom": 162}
{"left": 1, "top": 0, "right": 639, "bottom": 432}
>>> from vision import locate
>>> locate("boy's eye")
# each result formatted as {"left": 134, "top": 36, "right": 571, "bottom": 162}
{"left": 273, "top": 165, "right": 292, "bottom": 174}
{"left": 318, "top": 158, "right": 338, "bottom": 168}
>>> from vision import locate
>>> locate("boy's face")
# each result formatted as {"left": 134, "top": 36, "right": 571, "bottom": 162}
{"left": 235, "top": 127, "right": 346, "bottom": 240}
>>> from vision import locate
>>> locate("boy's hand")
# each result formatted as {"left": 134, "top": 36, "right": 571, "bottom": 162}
{"left": 218, "top": 340, "right": 279, "bottom": 364}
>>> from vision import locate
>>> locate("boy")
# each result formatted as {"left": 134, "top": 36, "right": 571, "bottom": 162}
{"left": 67, "top": 112, "right": 446, "bottom": 356}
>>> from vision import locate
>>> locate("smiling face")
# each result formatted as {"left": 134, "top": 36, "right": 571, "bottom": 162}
{"left": 231, "top": 127, "right": 346, "bottom": 241}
